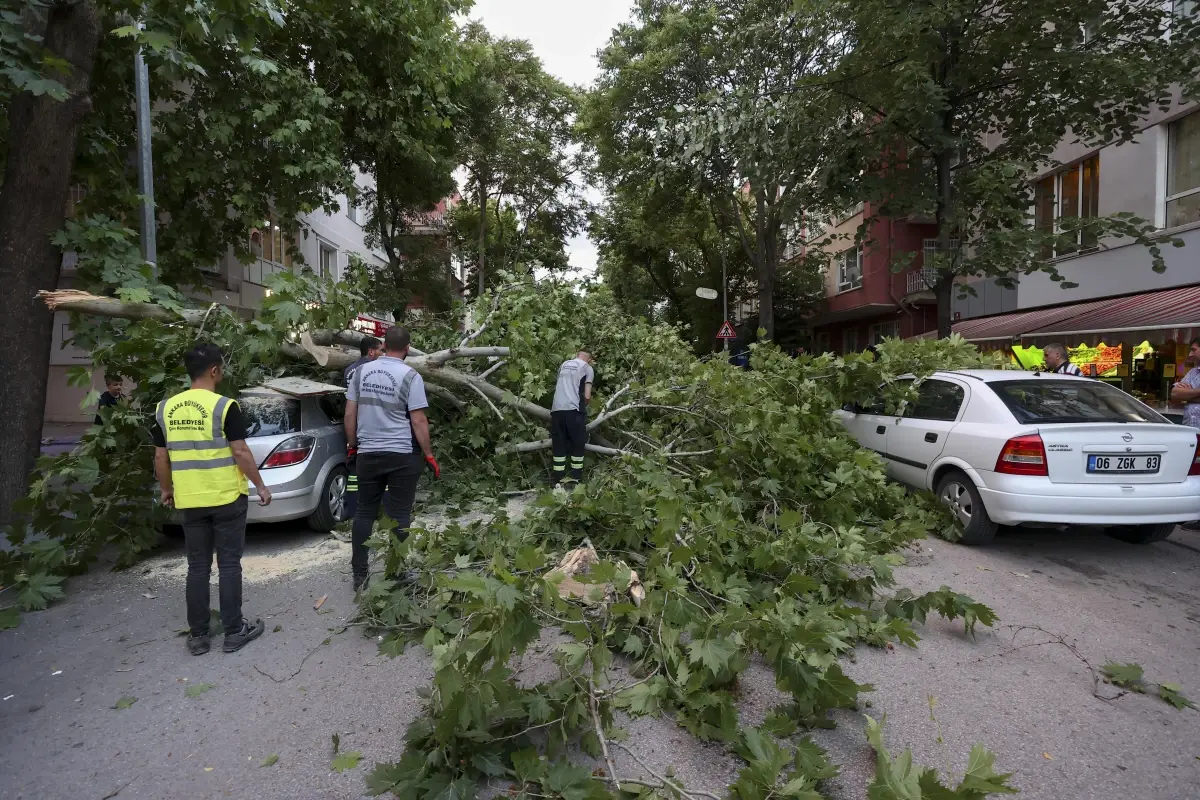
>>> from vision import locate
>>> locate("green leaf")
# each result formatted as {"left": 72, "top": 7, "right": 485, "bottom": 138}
{"left": 17, "top": 573, "right": 65, "bottom": 611}
{"left": 1101, "top": 661, "right": 1145, "bottom": 689}
{"left": 957, "top": 743, "right": 1019, "bottom": 796}
{"left": 185, "top": 682, "right": 215, "bottom": 698}
{"left": 687, "top": 637, "right": 738, "bottom": 675}
{"left": 116, "top": 287, "right": 153, "bottom": 304}
{"left": 544, "top": 759, "right": 597, "bottom": 800}
{"left": 1158, "top": 683, "right": 1196, "bottom": 710}
{"left": 331, "top": 751, "right": 362, "bottom": 773}
{"left": 260, "top": 753, "right": 279, "bottom": 767}
{"left": 113, "top": 696, "right": 137, "bottom": 710}
{"left": 0, "top": 607, "right": 20, "bottom": 631}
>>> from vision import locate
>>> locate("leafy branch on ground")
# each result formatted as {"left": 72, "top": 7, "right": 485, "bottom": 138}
{"left": 865, "top": 715, "right": 1018, "bottom": 799}
{"left": 1101, "top": 662, "right": 1196, "bottom": 711}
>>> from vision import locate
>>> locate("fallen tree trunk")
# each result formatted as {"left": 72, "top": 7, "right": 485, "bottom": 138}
{"left": 38, "top": 289, "right": 632, "bottom": 455}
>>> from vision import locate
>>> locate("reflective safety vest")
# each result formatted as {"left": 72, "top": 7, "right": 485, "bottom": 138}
{"left": 156, "top": 389, "right": 246, "bottom": 509}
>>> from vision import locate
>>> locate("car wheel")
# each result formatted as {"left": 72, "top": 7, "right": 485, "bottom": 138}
{"left": 308, "top": 466, "right": 348, "bottom": 532}
{"left": 1104, "top": 523, "right": 1175, "bottom": 545}
{"left": 936, "top": 470, "right": 998, "bottom": 545}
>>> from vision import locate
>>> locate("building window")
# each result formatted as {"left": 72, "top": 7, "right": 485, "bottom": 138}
{"left": 1167, "top": 112, "right": 1200, "bottom": 229}
{"left": 814, "top": 332, "right": 831, "bottom": 354}
{"left": 318, "top": 243, "right": 338, "bottom": 278}
{"left": 245, "top": 213, "right": 295, "bottom": 286}
{"left": 870, "top": 321, "right": 900, "bottom": 344}
{"left": 1033, "top": 154, "right": 1100, "bottom": 257}
{"left": 836, "top": 247, "right": 863, "bottom": 292}
{"left": 842, "top": 328, "right": 859, "bottom": 354}
{"left": 347, "top": 192, "right": 368, "bottom": 225}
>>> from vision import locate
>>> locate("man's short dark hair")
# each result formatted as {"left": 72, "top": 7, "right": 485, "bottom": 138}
{"left": 184, "top": 342, "right": 224, "bottom": 380}
{"left": 360, "top": 336, "right": 381, "bottom": 357}
{"left": 1045, "top": 343, "right": 1069, "bottom": 361}
{"left": 384, "top": 326, "right": 411, "bottom": 353}
{"left": 1191, "top": 337, "right": 1200, "bottom": 349}
{"left": 104, "top": 372, "right": 121, "bottom": 384}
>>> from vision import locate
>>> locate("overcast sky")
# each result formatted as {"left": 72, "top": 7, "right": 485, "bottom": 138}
{"left": 468, "top": 0, "right": 634, "bottom": 277}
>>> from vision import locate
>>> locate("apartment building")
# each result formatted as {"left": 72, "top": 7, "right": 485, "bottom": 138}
{"left": 804, "top": 203, "right": 943, "bottom": 354}
{"left": 45, "top": 174, "right": 459, "bottom": 424}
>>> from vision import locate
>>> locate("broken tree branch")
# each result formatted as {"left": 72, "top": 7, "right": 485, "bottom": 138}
{"left": 477, "top": 359, "right": 507, "bottom": 380}
{"left": 589, "top": 681, "right": 620, "bottom": 792}
{"left": 38, "top": 289, "right": 556, "bottom": 433}
{"left": 464, "top": 381, "right": 505, "bottom": 420}
{"left": 424, "top": 384, "right": 468, "bottom": 412}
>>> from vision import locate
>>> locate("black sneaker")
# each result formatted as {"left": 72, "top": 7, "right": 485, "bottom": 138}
{"left": 223, "top": 618, "right": 265, "bottom": 653}
{"left": 187, "top": 633, "right": 211, "bottom": 656}
{"left": 353, "top": 573, "right": 370, "bottom": 593}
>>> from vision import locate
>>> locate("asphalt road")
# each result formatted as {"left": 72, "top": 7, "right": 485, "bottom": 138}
{"left": 1, "top": 520, "right": 1198, "bottom": 799}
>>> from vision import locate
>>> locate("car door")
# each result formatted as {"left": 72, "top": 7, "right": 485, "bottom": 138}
{"left": 840, "top": 382, "right": 909, "bottom": 462}
{"left": 885, "top": 378, "right": 968, "bottom": 489}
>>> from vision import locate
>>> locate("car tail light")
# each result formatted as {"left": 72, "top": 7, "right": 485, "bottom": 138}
{"left": 261, "top": 435, "right": 314, "bottom": 469}
{"left": 1190, "top": 434, "right": 1200, "bottom": 476}
{"left": 995, "top": 434, "right": 1048, "bottom": 476}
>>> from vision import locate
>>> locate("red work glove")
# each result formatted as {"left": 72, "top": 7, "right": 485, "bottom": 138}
{"left": 424, "top": 454, "right": 441, "bottom": 479}
{"left": 346, "top": 446, "right": 358, "bottom": 469}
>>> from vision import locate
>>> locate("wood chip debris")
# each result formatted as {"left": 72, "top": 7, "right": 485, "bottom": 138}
{"left": 547, "top": 542, "right": 645, "bottom": 607}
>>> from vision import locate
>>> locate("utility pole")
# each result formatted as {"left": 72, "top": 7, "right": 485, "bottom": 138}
{"left": 720, "top": 246, "right": 729, "bottom": 352}
{"left": 134, "top": 29, "right": 157, "bottom": 278}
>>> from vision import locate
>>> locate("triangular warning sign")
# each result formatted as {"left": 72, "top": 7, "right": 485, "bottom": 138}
{"left": 716, "top": 320, "right": 737, "bottom": 339}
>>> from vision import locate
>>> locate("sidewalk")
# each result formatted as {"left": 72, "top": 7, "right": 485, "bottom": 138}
{"left": 41, "top": 421, "right": 89, "bottom": 456}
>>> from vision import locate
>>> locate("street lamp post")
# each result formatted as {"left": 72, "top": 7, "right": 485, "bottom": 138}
{"left": 133, "top": 32, "right": 157, "bottom": 278}
{"left": 719, "top": 246, "right": 729, "bottom": 352}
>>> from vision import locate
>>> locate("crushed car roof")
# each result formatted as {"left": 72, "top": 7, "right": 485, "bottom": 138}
{"left": 242, "top": 377, "right": 346, "bottom": 398}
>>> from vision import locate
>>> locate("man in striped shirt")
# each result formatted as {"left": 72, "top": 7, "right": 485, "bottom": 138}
{"left": 1044, "top": 343, "right": 1082, "bottom": 376}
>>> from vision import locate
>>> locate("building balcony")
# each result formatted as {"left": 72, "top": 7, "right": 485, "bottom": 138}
{"left": 906, "top": 268, "right": 939, "bottom": 295}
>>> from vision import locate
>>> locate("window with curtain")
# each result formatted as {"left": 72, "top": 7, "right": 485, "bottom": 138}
{"left": 1167, "top": 112, "right": 1200, "bottom": 229}
{"left": 1031, "top": 155, "right": 1099, "bottom": 257}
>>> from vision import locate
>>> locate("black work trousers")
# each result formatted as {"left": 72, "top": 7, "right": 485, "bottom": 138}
{"left": 181, "top": 495, "right": 248, "bottom": 636}
{"left": 352, "top": 451, "right": 424, "bottom": 577}
{"left": 551, "top": 410, "right": 588, "bottom": 483}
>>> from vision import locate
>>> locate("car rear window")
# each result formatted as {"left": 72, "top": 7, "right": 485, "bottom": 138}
{"left": 239, "top": 395, "right": 302, "bottom": 438}
{"left": 991, "top": 380, "right": 1167, "bottom": 425}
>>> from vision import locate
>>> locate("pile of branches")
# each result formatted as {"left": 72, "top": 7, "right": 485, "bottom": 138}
{"left": 2, "top": 275, "right": 1017, "bottom": 799}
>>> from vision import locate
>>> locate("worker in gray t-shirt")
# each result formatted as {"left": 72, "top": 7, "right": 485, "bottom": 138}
{"left": 344, "top": 326, "right": 439, "bottom": 592}
{"left": 550, "top": 351, "right": 595, "bottom": 484}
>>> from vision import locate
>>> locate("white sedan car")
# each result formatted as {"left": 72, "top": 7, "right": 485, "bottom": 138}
{"left": 835, "top": 370, "right": 1200, "bottom": 545}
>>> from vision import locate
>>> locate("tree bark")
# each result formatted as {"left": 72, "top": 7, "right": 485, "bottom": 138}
{"left": 0, "top": 2, "right": 102, "bottom": 527}
{"left": 476, "top": 175, "right": 488, "bottom": 297}
{"left": 934, "top": 148, "right": 954, "bottom": 338}
{"left": 754, "top": 189, "right": 775, "bottom": 341}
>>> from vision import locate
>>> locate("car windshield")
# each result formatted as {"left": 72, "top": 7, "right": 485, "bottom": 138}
{"left": 991, "top": 380, "right": 1167, "bottom": 425}
{"left": 239, "top": 395, "right": 302, "bottom": 438}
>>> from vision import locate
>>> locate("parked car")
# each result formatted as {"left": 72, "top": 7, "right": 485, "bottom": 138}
{"left": 239, "top": 382, "right": 349, "bottom": 530}
{"left": 835, "top": 370, "right": 1200, "bottom": 545}
{"left": 161, "top": 379, "right": 349, "bottom": 532}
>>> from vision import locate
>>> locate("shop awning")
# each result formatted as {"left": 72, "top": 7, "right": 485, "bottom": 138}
{"left": 1018, "top": 284, "right": 1200, "bottom": 345}
{"left": 912, "top": 284, "right": 1200, "bottom": 346}
{"left": 949, "top": 300, "right": 1112, "bottom": 342}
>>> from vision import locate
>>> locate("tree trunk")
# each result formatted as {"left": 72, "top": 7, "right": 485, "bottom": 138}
{"left": 476, "top": 176, "right": 488, "bottom": 297}
{"left": 935, "top": 279, "right": 953, "bottom": 339}
{"left": 934, "top": 149, "right": 955, "bottom": 338}
{"left": 754, "top": 189, "right": 775, "bottom": 341}
{"left": 0, "top": 2, "right": 101, "bottom": 527}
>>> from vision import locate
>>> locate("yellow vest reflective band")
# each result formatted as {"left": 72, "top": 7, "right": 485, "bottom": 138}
{"left": 157, "top": 389, "right": 246, "bottom": 509}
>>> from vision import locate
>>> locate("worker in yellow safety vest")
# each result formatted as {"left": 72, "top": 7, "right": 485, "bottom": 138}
{"left": 152, "top": 343, "right": 272, "bottom": 656}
